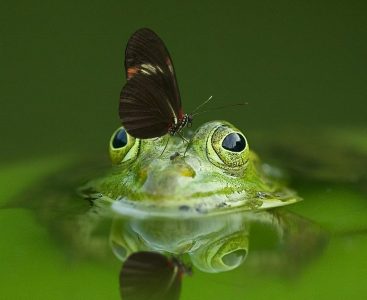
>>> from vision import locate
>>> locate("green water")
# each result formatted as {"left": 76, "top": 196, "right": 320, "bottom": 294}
{"left": 1, "top": 1, "right": 367, "bottom": 299}
{"left": 1, "top": 158, "right": 367, "bottom": 299}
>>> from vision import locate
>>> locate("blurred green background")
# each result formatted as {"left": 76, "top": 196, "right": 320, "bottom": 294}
{"left": 1, "top": 1, "right": 367, "bottom": 300}
{"left": 1, "top": 0, "right": 366, "bottom": 162}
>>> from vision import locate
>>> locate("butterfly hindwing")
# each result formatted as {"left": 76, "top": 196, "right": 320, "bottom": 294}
{"left": 120, "top": 73, "right": 174, "bottom": 138}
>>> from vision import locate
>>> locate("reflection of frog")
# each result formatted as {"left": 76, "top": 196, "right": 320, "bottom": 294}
{"left": 110, "top": 209, "right": 326, "bottom": 274}
{"left": 82, "top": 120, "right": 300, "bottom": 216}
{"left": 114, "top": 210, "right": 326, "bottom": 300}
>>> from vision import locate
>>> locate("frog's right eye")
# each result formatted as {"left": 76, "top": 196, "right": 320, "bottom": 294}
{"left": 109, "top": 127, "right": 140, "bottom": 164}
{"left": 206, "top": 125, "right": 249, "bottom": 170}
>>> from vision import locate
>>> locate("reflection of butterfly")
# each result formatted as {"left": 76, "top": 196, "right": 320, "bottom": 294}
{"left": 119, "top": 251, "right": 191, "bottom": 300}
{"left": 119, "top": 28, "right": 192, "bottom": 139}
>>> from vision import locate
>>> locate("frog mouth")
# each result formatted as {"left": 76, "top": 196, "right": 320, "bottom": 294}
{"left": 112, "top": 194, "right": 231, "bottom": 218}
{"left": 112, "top": 187, "right": 300, "bottom": 218}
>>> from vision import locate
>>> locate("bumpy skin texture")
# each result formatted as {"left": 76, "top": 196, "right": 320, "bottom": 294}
{"left": 83, "top": 121, "right": 300, "bottom": 216}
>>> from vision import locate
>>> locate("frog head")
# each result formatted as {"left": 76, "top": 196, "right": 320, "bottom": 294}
{"left": 77, "top": 120, "right": 303, "bottom": 272}
{"left": 91, "top": 120, "right": 299, "bottom": 216}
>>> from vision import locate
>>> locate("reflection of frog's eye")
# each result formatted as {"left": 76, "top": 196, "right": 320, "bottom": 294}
{"left": 207, "top": 126, "right": 249, "bottom": 169}
{"left": 221, "top": 249, "right": 247, "bottom": 268}
{"left": 189, "top": 231, "right": 249, "bottom": 273}
{"left": 109, "top": 127, "right": 140, "bottom": 164}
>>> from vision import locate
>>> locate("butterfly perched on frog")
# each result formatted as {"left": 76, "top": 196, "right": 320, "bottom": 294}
{"left": 119, "top": 28, "right": 192, "bottom": 139}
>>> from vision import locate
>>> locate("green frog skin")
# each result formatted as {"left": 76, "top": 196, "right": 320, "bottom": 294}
{"left": 82, "top": 120, "right": 300, "bottom": 217}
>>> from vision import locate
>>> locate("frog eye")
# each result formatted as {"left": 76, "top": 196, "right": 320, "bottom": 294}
{"left": 112, "top": 128, "right": 128, "bottom": 148}
{"left": 109, "top": 127, "right": 140, "bottom": 164}
{"left": 222, "top": 133, "right": 247, "bottom": 152}
{"left": 207, "top": 125, "right": 249, "bottom": 169}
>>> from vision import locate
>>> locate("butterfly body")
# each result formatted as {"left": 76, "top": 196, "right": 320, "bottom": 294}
{"left": 168, "top": 113, "right": 192, "bottom": 136}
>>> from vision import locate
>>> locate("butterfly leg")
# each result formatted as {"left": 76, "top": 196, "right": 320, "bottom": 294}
{"left": 183, "top": 136, "right": 194, "bottom": 157}
{"left": 178, "top": 132, "right": 189, "bottom": 144}
{"left": 159, "top": 136, "right": 170, "bottom": 157}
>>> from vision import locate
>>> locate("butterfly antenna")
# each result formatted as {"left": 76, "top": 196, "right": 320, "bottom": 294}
{"left": 190, "top": 95, "right": 214, "bottom": 114}
{"left": 191, "top": 102, "right": 247, "bottom": 117}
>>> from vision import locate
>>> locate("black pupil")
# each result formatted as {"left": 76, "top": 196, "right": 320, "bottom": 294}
{"left": 113, "top": 128, "right": 128, "bottom": 148}
{"left": 222, "top": 133, "right": 246, "bottom": 152}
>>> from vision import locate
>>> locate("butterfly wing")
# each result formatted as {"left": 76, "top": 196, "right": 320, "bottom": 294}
{"left": 119, "top": 251, "right": 182, "bottom": 300}
{"left": 119, "top": 28, "right": 182, "bottom": 139}
{"left": 120, "top": 73, "right": 176, "bottom": 138}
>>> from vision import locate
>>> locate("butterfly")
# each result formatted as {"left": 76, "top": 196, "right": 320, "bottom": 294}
{"left": 119, "top": 28, "right": 192, "bottom": 139}
{"left": 119, "top": 251, "right": 191, "bottom": 300}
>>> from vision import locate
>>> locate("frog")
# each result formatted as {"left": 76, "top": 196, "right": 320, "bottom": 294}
{"left": 110, "top": 206, "right": 326, "bottom": 274}
{"left": 81, "top": 120, "right": 301, "bottom": 218}
{"left": 1, "top": 120, "right": 337, "bottom": 300}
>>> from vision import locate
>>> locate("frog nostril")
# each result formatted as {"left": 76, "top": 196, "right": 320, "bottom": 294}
{"left": 170, "top": 152, "right": 180, "bottom": 160}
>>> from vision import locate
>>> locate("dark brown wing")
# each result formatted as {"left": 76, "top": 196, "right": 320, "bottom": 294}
{"left": 119, "top": 252, "right": 182, "bottom": 300}
{"left": 124, "top": 28, "right": 181, "bottom": 112}
{"left": 119, "top": 28, "right": 182, "bottom": 139}
{"left": 120, "top": 73, "right": 174, "bottom": 138}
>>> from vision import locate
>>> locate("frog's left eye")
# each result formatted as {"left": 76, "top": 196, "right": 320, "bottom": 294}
{"left": 207, "top": 125, "right": 249, "bottom": 169}
{"left": 109, "top": 127, "right": 139, "bottom": 164}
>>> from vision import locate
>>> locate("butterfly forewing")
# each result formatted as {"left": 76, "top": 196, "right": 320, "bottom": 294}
{"left": 120, "top": 28, "right": 183, "bottom": 138}
{"left": 124, "top": 28, "right": 181, "bottom": 110}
